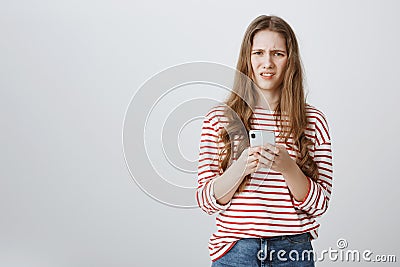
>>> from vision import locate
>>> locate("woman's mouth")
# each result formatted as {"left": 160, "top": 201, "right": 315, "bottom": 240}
{"left": 260, "top": 72, "right": 275, "bottom": 80}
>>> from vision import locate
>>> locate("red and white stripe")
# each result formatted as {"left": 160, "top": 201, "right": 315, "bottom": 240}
{"left": 196, "top": 104, "right": 333, "bottom": 262}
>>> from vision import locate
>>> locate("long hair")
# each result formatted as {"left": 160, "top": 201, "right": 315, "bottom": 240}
{"left": 219, "top": 15, "right": 318, "bottom": 193}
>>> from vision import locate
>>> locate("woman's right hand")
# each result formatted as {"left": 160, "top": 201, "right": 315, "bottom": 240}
{"left": 233, "top": 146, "right": 262, "bottom": 177}
{"left": 212, "top": 146, "right": 263, "bottom": 205}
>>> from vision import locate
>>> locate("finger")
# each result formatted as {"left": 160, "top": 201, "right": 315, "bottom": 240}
{"left": 257, "top": 154, "right": 274, "bottom": 169}
{"left": 264, "top": 143, "right": 274, "bottom": 150}
{"left": 243, "top": 149, "right": 258, "bottom": 160}
{"left": 258, "top": 162, "right": 273, "bottom": 170}
{"left": 259, "top": 149, "right": 276, "bottom": 161}
{"left": 249, "top": 146, "right": 262, "bottom": 155}
{"left": 257, "top": 161, "right": 273, "bottom": 171}
{"left": 248, "top": 159, "right": 257, "bottom": 167}
{"left": 247, "top": 155, "right": 259, "bottom": 163}
{"left": 264, "top": 143, "right": 279, "bottom": 155}
{"left": 249, "top": 161, "right": 259, "bottom": 172}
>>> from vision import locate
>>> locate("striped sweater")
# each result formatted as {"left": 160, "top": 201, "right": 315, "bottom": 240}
{"left": 196, "top": 104, "right": 333, "bottom": 262}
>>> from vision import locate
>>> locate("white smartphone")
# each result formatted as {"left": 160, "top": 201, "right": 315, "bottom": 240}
{"left": 249, "top": 130, "right": 276, "bottom": 173}
{"left": 249, "top": 130, "right": 275, "bottom": 147}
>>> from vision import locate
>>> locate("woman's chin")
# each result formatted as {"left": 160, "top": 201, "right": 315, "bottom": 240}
{"left": 256, "top": 85, "right": 278, "bottom": 92}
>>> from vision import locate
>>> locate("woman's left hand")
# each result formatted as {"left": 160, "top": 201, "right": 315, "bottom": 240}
{"left": 256, "top": 143, "right": 297, "bottom": 174}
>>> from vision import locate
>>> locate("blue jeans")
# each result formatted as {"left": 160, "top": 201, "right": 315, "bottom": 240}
{"left": 211, "top": 233, "right": 315, "bottom": 267}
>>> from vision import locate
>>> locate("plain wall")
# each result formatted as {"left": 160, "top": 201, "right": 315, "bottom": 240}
{"left": 1, "top": 0, "right": 399, "bottom": 266}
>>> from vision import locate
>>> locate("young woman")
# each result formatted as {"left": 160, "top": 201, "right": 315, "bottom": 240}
{"left": 196, "top": 15, "right": 333, "bottom": 266}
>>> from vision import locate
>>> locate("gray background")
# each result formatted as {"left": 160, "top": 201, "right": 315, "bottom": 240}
{"left": 1, "top": 0, "right": 399, "bottom": 266}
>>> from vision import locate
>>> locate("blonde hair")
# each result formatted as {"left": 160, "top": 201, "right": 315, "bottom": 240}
{"left": 219, "top": 15, "right": 318, "bottom": 193}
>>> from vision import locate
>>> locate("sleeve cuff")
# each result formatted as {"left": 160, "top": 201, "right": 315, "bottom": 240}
{"left": 292, "top": 177, "right": 315, "bottom": 210}
{"left": 208, "top": 179, "right": 232, "bottom": 211}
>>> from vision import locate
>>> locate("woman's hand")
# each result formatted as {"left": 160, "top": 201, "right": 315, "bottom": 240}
{"left": 255, "top": 143, "right": 311, "bottom": 202}
{"left": 256, "top": 143, "right": 297, "bottom": 174}
{"left": 233, "top": 146, "right": 263, "bottom": 177}
{"left": 213, "top": 146, "right": 263, "bottom": 204}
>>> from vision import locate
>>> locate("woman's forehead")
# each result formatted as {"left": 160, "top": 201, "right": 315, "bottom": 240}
{"left": 252, "top": 30, "right": 286, "bottom": 50}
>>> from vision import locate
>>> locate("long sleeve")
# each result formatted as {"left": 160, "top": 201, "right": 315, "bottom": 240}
{"left": 196, "top": 112, "right": 231, "bottom": 215}
{"left": 292, "top": 111, "right": 333, "bottom": 217}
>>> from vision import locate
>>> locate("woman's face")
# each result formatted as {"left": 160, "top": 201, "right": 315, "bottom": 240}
{"left": 250, "top": 30, "right": 288, "bottom": 93}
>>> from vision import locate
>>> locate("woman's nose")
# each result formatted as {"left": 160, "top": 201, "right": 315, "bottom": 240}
{"left": 262, "top": 55, "right": 274, "bottom": 69}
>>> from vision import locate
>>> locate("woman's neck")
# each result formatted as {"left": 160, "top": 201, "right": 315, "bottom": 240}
{"left": 256, "top": 88, "right": 281, "bottom": 111}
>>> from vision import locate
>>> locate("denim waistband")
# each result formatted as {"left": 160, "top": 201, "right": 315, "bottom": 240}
{"left": 258, "top": 232, "right": 310, "bottom": 241}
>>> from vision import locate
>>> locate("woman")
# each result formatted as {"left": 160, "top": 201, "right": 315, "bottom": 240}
{"left": 196, "top": 15, "right": 333, "bottom": 266}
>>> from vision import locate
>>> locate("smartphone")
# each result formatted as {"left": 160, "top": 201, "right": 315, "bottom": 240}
{"left": 249, "top": 130, "right": 275, "bottom": 147}
{"left": 249, "top": 130, "right": 276, "bottom": 173}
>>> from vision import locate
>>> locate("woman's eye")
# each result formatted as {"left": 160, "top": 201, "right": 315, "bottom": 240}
{"left": 253, "top": 51, "right": 262, "bottom": 55}
{"left": 274, "top": 52, "right": 284, "bottom": 57}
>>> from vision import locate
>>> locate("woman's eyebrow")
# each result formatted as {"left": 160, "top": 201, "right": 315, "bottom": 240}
{"left": 270, "top": 49, "right": 286, "bottom": 53}
{"left": 251, "top": 48, "right": 286, "bottom": 52}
